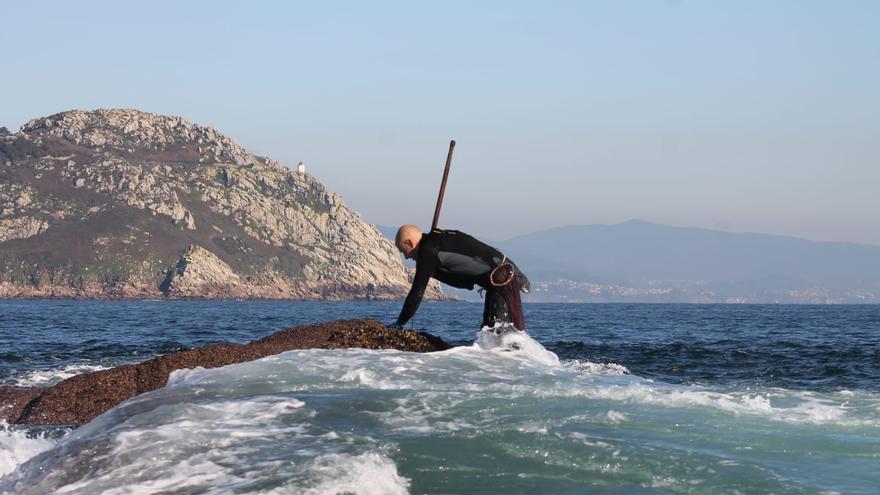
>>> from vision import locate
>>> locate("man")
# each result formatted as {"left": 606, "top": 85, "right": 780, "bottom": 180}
{"left": 391, "top": 224, "right": 530, "bottom": 331}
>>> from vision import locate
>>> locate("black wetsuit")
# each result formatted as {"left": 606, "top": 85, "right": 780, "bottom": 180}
{"left": 395, "top": 229, "right": 529, "bottom": 329}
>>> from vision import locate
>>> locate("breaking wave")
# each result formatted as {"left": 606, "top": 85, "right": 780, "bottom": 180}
{"left": 0, "top": 422, "right": 61, "bottom": 478}
{"left": 9, "top": 363, "right": 111, "bottom": 387}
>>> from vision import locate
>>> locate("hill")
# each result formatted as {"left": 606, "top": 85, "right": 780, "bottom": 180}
{"left": 497, "top": 220, "right": 880, "bottom": 303}
{"left": 0, "top": 109, "right": 439, "bottom": 300}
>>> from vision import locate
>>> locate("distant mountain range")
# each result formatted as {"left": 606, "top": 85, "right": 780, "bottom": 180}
{"left": 378, "top": 221, "right": 880, "bottom": 303}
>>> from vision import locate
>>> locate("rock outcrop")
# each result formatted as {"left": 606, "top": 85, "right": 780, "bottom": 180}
{"left": 0, "top": 109, "right": 442, "bottom": 299}
{"left": 0, "top": 319, "right": 450, "bottom": 426}
{"left": 159, "top": 244, "right": 243, "bottom": 297}
{"left": 0, "top": 217, "right": 48, "bottom": 243}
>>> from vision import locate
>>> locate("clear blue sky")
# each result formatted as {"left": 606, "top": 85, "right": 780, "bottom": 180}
{"left": 2, "top": 1, "right": 878, "bottom": 244}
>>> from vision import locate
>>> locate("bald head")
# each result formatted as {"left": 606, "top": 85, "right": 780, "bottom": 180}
{"left": 395, "top": 224, "right": 423, "bottom": 260}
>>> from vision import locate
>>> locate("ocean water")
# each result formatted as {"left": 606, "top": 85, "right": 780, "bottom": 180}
{"left": 1, "top": 301, "right": 878, "bottom": 494}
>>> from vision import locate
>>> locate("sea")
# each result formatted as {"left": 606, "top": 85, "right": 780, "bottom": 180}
{"left": 1, "top": 300, "right": 878, "bottom": 494}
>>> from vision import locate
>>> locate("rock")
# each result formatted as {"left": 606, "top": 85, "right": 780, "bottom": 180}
{"left": 0, "top": 217, "right": 48, "bottom": 243}
{"left": 0, "top": 319, "right": 450, "bottom": 425}
{"left": 160, "top": 244, "right": 241, "bottom": 297}
{"left": 14, "top": 191, "right": 31, "bottom": 208}
{"left": 182, "top": 209, "right": 196, "bottom": 230}
{"left": 0, "top": 386, "right": 40, "bottom": 421}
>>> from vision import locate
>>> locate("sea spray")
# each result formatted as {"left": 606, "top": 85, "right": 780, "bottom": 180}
{"left": 0, "top": 422, "right": 59, "bottom": 478}
{"left": 473, "top": 325, "right": 562, "bottom": 367}
{"left": 13, "top": 364, "right": 111, "bottom": 387}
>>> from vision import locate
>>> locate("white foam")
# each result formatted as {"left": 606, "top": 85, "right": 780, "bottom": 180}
{"left": 200, "top": 396, "right": 306, "bottom": 423}
{"left": 5, "top": 394, "right": 337, "bottom": 493}
{"left": 0, "top": 422, "right": 57, "bottom": 478}
{"left": 370, "top": 393, "right": 478, "bottom": 434}
{"left": 166, "top": 365, "right": 208, "bottom": 385}
{"left": 52, "top": 457, "right": 246, "bottom": 495}
{"left": 11, "top": 363, "right": 110, "bottom": 387}
{"left": 606, "top": 410, "right": 628, "bottom": 424}
{"left": 536, "top": 380, "right": 872, "bottom": 426}
{"left": 473, "top": 325, "right": 561, "bottom": 367}
{"left": 565, "top": 360, "right": 630, "bottom": 375}
{"left": 341, "top": 368, "right": 384, "bottom": 387}
{"left": 279, "top": 451, "right": 411, "bottom": 495}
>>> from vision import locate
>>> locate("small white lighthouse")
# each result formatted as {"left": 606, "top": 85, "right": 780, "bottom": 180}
{"left": 297, "top": 161, "right": 306, "bottom": 174}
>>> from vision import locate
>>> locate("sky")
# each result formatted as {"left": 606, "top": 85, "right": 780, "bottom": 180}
{"left": 2, "top": 1, "right": 878, "bottom": 244}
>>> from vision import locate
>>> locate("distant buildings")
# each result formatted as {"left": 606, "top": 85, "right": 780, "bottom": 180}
{"left": 297, "top": 161, "right": 306, "bottom": 174}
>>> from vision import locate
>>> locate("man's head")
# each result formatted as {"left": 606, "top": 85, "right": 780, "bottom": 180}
{"left": 395, "top": 224, "right": 423, "bottom": 260}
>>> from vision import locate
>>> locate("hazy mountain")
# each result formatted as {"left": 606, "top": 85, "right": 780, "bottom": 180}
{"left": 0, "top": 109, "right": 443, "bottom": 300}
{"left": 497, "top": 220, "right": 880, "bottom": 303}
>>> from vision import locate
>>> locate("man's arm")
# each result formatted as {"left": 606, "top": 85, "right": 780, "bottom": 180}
{"left": 395, "top": 253, "right": 437, "bottom": 327}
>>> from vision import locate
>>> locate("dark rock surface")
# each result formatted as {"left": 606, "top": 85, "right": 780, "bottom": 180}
{"left": 0, "top": 319, "right": 450, "bottom": 426}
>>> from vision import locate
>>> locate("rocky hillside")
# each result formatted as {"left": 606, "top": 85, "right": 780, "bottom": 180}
{"left": 0, "top": 109, "right": 437, "bottom": 299}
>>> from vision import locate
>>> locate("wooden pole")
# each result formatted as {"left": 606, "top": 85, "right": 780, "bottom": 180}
{"left": 431, "top": 140, "right": 456, "bottom": 231}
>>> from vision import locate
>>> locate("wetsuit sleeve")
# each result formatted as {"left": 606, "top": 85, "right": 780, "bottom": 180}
{"left": 395, "top": 252, "right": 437, "bottom": 327}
